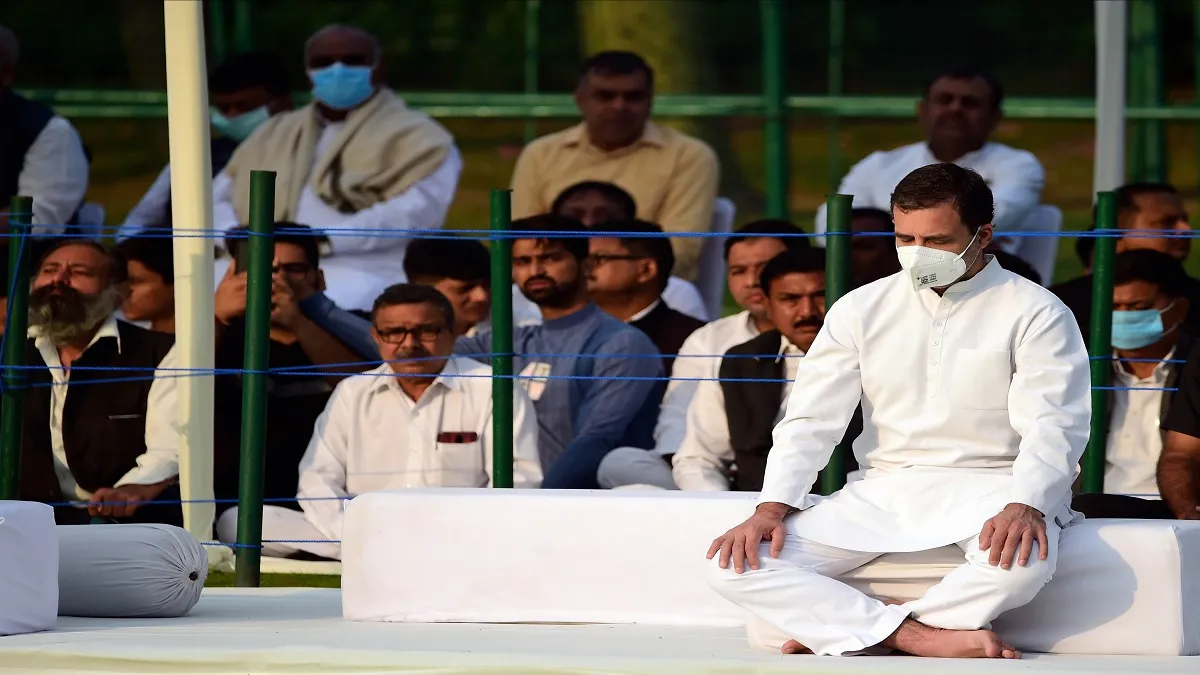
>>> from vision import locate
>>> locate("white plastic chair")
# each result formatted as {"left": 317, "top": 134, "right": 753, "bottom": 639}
{"left": 997, "top": 205, "right": 1061, "bottom": 287}
{"left": 696, "top": 198, "right": 737, "bottom": 320}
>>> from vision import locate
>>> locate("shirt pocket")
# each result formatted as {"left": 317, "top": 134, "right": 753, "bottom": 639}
{"left": 434, "top": 441, "right": 487, "bottom": 487}
{"left": 950, "top": 348, "right": 1013, "bottom": 410}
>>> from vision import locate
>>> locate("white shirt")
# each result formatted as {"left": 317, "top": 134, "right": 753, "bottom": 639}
{"left": 19, "top": 116, "right": 89, "bottom": 233}
{"left": 762, "top": 259, "right": 1090, "bottom": 552}
{"left": 813, "top": 141, "right": 1045, "bottom": 254}
{"left": 653, "top": 311, "right": 760, "bottom": 456}
{"left": 118, "top": 163, "right": 172, "bottom": 236}
{"left": 1105, "top": 351, "right": 1174, "bottom": 497}
{"left": 31, "top": 316, "right": 182, "bottom": 501}
{"left": 296, "top": 357, "right": 542, "bottom": 542}
{"left": 674, "top": 336, "right": 803, "bottom": 491}
{"left": 211, "top": 126, "right": 464, "bottom": 311}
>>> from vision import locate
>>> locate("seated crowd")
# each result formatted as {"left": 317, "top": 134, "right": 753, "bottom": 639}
{"left": 3, "top": 21, "right": 1199, "bottom": 562}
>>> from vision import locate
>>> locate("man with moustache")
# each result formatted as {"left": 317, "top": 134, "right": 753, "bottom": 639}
{"left": 218, "top": 284, "right": 541, "bottom": 560}
{"left": 455, "top": 214, "right": 663, "bottom": 489}
{"left": 14, "top": 240, "right": 183, "bottom": 525}
{"left": 673, "top": 248, "right": 859, "bottom": 491}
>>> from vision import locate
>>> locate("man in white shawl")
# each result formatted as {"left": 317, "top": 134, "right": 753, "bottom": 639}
{"left": 707, "top": 163, "right": 1090, "bottom": 659}
{"left": 212, "top": 24, "right": 461, "bottom": 311}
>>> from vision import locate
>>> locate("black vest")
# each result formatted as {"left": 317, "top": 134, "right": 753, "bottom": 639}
{"left": 0, "top": 89, "right": 54, "bottom": 209}
{"left": 719, "top": 330, "right": 861, "bottom": 491}
{"left": 16, "top": 321, "right": 176, "bottom": 503}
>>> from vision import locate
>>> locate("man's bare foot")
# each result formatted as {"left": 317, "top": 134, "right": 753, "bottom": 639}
{"left": 884, "top": 619, "right": 1020, "bottom": 659}
{"left": 781, "top": 639, "right": 813, "bottom": 655}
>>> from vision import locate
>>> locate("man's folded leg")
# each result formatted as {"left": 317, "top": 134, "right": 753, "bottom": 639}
{"left": 707, "top": 534, "right": 910, "bottom": 655}
{"left": 216, "top": 505, "right": 342, "bottom": 560}
{"left": 903, "top": 525, "right": 1059, "bottom": 631}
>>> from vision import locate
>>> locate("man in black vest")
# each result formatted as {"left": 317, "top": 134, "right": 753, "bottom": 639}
{"left": 673, "top": 248, "right": 858, "bottom": 491}
{"left": 15, "top": 240, "right": 181, "bottom": 525}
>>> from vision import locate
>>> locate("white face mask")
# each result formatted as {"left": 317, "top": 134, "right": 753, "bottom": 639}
{"left": 895, "top": 230, "right": 981, "bottom": 291}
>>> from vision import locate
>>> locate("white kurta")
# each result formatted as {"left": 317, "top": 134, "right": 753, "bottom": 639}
{"left": 761, "top": 258, "right": 1090, "bottom": 553}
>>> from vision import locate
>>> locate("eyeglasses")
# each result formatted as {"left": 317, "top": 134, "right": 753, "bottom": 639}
{"left": 374, "top": 324, "right": 445, "bottom": 344}
{"left": 587, "top": 254, "right": 645, "bottom": 266}
{"left": 273, "top": 262, "right": 312, "bottom": 276}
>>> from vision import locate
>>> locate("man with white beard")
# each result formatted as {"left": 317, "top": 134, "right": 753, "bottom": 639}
{"left": 14, "top": 240, "right": 183, "bottom": 525}
{"left": 707, "top": 164, "right": 1090, "bottom": 659}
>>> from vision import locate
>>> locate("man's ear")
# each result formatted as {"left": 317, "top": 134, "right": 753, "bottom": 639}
{"left": 316, "top": 269, "right": 327, "bottom": 292}
{"left": 639, "top": 259, "right": 659, "bottom": 287}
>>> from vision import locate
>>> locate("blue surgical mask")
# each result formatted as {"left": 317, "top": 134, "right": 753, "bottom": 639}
{"left": 308, "top": 63, "right": 376, "bottom": 110}
{"left": 1111, "top": 300, "right": 1179, "bottom": 350}
{"left": 210, "top": 105, "right": 270, "bottom": 141}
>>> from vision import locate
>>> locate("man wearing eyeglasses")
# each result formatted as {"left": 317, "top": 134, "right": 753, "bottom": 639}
{"left": 217, "top": 283, "right": 542, "bottom": 560}
{"left": 210, "top": 224, "right": 372, "bottom": 525}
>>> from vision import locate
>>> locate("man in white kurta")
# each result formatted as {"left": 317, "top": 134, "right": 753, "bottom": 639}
{"left": 216, "top": 284, "right": 541, "bottom": 560}
{"left": 707, "top": 163, "right": 1090, "bottom": 659}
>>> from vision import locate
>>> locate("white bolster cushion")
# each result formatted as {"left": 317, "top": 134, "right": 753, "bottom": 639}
{"left": 57, "top": 523, "right": 207, "bottom": 618}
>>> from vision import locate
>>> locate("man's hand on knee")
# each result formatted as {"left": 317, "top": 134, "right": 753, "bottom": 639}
{"left": 979, "top": 503, "right": 1047, "bottom": 570}
{"left": 706, "top": 502, "right": 791, "bottom": 574}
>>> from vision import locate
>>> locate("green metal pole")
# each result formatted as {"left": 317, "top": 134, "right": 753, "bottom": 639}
{"left": 0, "top": 196, "right": 33, "bottom": 500}
{"left": 1082, "top": 192, "right": 1118, "bottom": 494}
{"left": 490, "top": 189, "right": 515, "bottom": 489}
{"left": 826, "top": 0, "right": 846, "bottom": 193}
{"left": 819, "top": 194, "right": 853, "bottom": 495}
{"left": 1129, "top": 0, "right": 1166, "bottom": 182}
{"left": 1194, "top": 0, "right": 1200, "bottom": 178}
{"left": 522, "top": 0, "right": 541, "bottom": 145}
{"left": 234, "top": 171, "right": 276, "bottom": 587}
{"left": 761, "top": 0, "right": 789, "bottom": 219}
{"left": 208, "top": 0, "right": 228, "bottom": 65}
{"left": 232, "top": 0, "right": 253, "bottom": 52}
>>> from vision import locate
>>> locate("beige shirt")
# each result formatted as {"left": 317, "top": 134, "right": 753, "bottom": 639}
{"left": 1106, "top": 351, "right": 1174, "bottom": 496}
{"left": 510, "top": 121, "right": 719, "bottom": 280}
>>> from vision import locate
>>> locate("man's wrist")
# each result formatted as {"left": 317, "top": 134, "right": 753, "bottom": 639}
{"left": 756, "top": 502, "right": 794, "bottom": 520}
{"left": 1006, "top": 502, "right": 1044, "bottom": 517}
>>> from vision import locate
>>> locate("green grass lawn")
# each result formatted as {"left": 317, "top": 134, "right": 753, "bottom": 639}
{"left": 205, "top": 571, "right": 340, "bottom": 588}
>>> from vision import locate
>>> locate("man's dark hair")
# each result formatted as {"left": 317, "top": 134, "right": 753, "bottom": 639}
{"left": 590, "top": 219, "right": 674, "bottom": 293}
{"left": 511, "top": 214, "right": 589, "bottom": 261}
{"left": 578, "top": 50, "right": 654, "bottom": 89}
{"left": 1113, "top": 249, "right": 1189, "bottom": 299}
{"left": 890, "top": 163, "right": 994, "bottom": 234}
{"left": 225, "top": 222, "right": 320, "bottom": 269}
{"left": 116, "top": 233, "right": 175, "bottom": 284}
{"left": 724, "top": 219, "right": 811, "bottom": 260}
{"left": 989, "top": 249, "right": 1041, "bottom": 285}
{"left": 924, "top": 66, "right": 1004, "bottom": 110}
{"left": 551, "top": 180, "right": 638, "bottom": 221}
{"left": 760, "top": 248, "right": 827, "bottom": 297}
{"left": 36, "top": 239, "right": 127, "bottom": 285}
{"left": 371, "top": 282, "right": 456, "bottom": 331}
{"left": 851, "top": 207, "right": 894, "bottom": 231}
{"left": 210, "top": 52, "right": 290, "bottom": 97}
{"left": 404, "top": 236, "right": 490, "bottom": 287}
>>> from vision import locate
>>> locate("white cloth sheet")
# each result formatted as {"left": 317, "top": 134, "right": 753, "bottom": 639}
{"left": 0, "top": 501, "right": 57, "bottom": 636}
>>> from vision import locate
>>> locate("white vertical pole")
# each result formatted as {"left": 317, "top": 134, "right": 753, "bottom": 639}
{"left": 163, "top": 0, "right": 229, "bottom": 568}
{"left": 1094, "top": 0, "right": 1128, "bottom": 195}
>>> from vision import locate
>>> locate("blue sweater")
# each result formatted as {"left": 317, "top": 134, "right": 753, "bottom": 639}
{"left": 455, "top": 304, "right": 663, "bottom": 488}
{"left": 299, "top": 292, "right": 379, "bottom": 363}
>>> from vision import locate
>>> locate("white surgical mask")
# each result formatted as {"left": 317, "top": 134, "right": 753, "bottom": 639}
{"left": 896, "top": 230, "right": 981, "bottom": 291}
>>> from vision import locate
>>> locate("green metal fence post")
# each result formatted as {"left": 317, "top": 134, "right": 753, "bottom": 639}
{"left": 208, "top": 0, "right": 228, "bottom": 65}
{"left": 0, "top": 196, "right": 33, "bottom": 500}
{"left": 522, "top": 0, "right": 541, "bottom": 145}
{"left": 826, "top": 0, "right": 846, "bottom": 193}
{"left": 232, "top": 0, "right": 253, "bottom": 52}
{"left": 234, "top": 171, "right": 276, "bottom": 587}
{"left": 1082, "top": 192, "right": 1118, "bottom": 494}
{"left": 761, "top": 0, "right": 789, "bottom": 219}
{"left": 1129, "top": 0, "right": 1166, "bottom": 182}
{"left": 819, "top": 194, "right": 853, "bottom": 495}
{"left": 490, "top": 189, "right": 515, "bottom": 489}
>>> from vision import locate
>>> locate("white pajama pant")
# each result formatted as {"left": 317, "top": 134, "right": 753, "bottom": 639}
{"left": 708, "top": 526, "right": 1059, "bottom": 656}
{"left": 216, "top": 505, "right": 342, "bottom": 560}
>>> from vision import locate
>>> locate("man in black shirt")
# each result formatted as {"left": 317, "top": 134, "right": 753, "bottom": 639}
{"left": 211, "top": 224, "right": 364, "bottom": 522}
{"left": 1157, "top": 340, "right": 1200, "bottom": 520}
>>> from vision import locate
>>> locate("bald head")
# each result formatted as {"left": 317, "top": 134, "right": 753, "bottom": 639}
{"left": 0, "top": 26, "right": 17, "bottom": 89}
{"left": 304, "top": 24, "right": 380, "bottom": 67}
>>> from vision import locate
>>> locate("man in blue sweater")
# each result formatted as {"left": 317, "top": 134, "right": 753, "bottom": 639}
{"left": 455, "top": 214, "right": 663, "bottom": 488}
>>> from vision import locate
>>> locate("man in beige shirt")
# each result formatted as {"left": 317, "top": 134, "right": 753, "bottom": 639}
{"left": 510, "top": 51, "right": 720, "bottom": 281}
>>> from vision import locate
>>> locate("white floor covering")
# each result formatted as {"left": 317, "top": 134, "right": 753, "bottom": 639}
{"left": 0, "top": 588, "right": 1195, "bottom": 675}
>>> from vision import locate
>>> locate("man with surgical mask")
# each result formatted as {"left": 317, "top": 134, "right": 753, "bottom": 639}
{"left": 212, "top": 24, "right": 463, "bottom": 312}
{"left": 121, "top": 52, "right": 293, "bottom": 235}
{"left": 1071, "top": 250, "right": 1191, "bottom": 520}
{"left": 707, "top": 164, "right": 1090, "bottom": 660}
